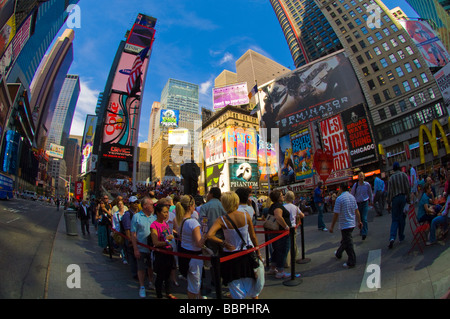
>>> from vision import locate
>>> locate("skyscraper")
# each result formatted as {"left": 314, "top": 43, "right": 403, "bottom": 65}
{"left": 270, "top": 0, "right": 343, "bottom": 68}
{"left": 45, "top": 74, "right": 80, "bottom": 151}
{"left": 315, "top": 0, "right": 446, "bottom": 169}
{"left": 29, "top": 28, "right": 75, "bottom": 150}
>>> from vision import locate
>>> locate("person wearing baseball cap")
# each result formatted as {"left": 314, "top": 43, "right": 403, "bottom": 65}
{"left": 122, "top": 195, "right": 141, "bottom": 280}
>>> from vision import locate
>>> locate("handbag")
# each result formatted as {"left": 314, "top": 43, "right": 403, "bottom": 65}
{"left": 263, "top": 214, "right": 279, "bottom": 231}
{"left": 113, "top": 231, "right": 124, "bottom": 246}
{"left": 224, "top": 215, "right": 259, "bottom": 269}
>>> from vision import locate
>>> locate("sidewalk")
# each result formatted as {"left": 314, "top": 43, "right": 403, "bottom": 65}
{"left": 45, "top": 207, "right": 449, "bottom": 299}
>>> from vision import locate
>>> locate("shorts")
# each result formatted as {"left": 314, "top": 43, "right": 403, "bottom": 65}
{"left": 136, "top": 252, "right": 152, "bottom": 271}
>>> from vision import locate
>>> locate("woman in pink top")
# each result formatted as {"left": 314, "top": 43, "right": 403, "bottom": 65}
{"left": 150, "top": 202, "right": 176, "bottom": 299}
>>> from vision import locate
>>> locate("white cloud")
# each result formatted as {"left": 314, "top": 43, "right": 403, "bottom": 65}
{"left": 69, "top": 80, "right": 100, "bottom": 136}
{"left": 219, "top": 52, "right": 234, "bottom": 65}
{"left": 199, "top": 79, "right": 212, "bottom": 95}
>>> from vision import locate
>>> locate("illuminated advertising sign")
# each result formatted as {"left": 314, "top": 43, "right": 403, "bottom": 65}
{"left": 204, "top": 132, "right": 226, "bottom": 166}
{"left": 434, "top": 62, "right": 450, "bottom": 108}
{"left": 290, "top": 128, "right": 314, "bottom": 181}
{"left": 320, "top": 115, "right": 351, "bottom": 172}
{"left": 225, "top": 126, "right": 257, "bottom": 160}
{"left": 205, "top": 163, "right": 227, "bottom": 191}
{"left": 213, "top": 82, "right": 249, "bottom": 110}
{"left": 168, "top": 128, "right": 189, "bottom": 145}
{"left": 229, "top": 162, "right": 259, "bottom": 190}
{"left": 278, "top": 134, "right": 294, "bottom": 186}
{"left": 419, "top": 119, "right": 450, "bottom": 164}
{"left": 398, "top": 19, "right": 450, "bottom": 68}
{"left": 0, "top": 14, "right": 15, "bottom": 58}
{"left": 135, "top": 14, "right": 157, "bottom": 28}
{"left": 0, "top": 78, "right": 11, "bottom": 139}
{"left": 82, "top": 115, "right": 97, "bottom": 147}
{"left": 112, "top": 51, "right": 149, "bottom": 95}
{"left": 102, "top": 93, "right": 140, "bottom": 147}
{"left": 257, "top": 135, "right": 278, "bottom": 189}
{"left": 160, "top": 109, "right": 179, "bottom": 127}
{"left": 46, "top": 143, "right": 65, "bottom": 159}
{"left": 125, "top": 23, "right": 155, "bottom": 54}
{"left": 258, "top": 51, "right": 365, "bottom": 136}
{"left": 102, "top": 144, "right": 133, "bottom": 161}
{"left": 341, "top": 105, "right": 377, "bottom": 167}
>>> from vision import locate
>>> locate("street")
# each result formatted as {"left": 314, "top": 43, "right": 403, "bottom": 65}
{"left": 0, "top": 198, "right": 61, "bottom": 299}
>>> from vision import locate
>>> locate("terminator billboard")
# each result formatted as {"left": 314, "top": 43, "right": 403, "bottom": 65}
{"left": 257, "top": 51, "right": 365, "bottom": 136}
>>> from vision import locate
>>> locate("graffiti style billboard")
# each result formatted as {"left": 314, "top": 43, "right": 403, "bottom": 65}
{"left": 341, "top": 105, "right": 377, "bottom": 167}
{"left": 290, "top": 128, "right": 314, "bottom": 181}
{"left": 102, "top": 93, "right": 140, "bottom": 147}
{"left": 213, "top": 82, "right": 249, "bottom": 110}
{"left": 257, "top": 51, "right": 365, "bottom": 136}
{"left": 320, "top": 115, "right": 351, "bottom": 172}
{"left": 229, "top": 162, "right": 259, "bottom": 190}
{"left": 398, "top": 20, "right": 450, "bottom": 68}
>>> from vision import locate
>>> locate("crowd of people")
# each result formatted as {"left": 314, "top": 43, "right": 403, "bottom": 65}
{"left": 70, "top": 160, "right": 449, "bottom": 299}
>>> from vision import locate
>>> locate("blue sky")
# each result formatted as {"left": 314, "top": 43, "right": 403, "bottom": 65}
{"left": 65, "top": 0, "right": 418, "bottom": 144}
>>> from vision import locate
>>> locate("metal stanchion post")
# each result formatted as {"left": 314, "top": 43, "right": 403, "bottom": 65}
{"left": 283, "top": 227, "right": 302, "bottom": 286}
{"left": 264, "top": 233, "right": 270, "bottom": 269}
{"left": 296, "top": 220, "right": 311, "bottom": 264}
{"left": 107, "top": 225, "right": 113, "bottom": 259}
{"left": 211, "top": 255, "right": 222, "bottom": 299}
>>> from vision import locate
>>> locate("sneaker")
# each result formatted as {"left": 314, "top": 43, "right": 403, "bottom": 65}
{"left": 334, "top": 251, "right": 342, "bottom": 260}
{"left": 148, "top": 282, "right": 155, "bottom": 290}
{"left": 139, "top": 286, "right": 146, "bottom": 298}
{"left": 267, "top": 268, "right": 278, "bottom": 275}
{"left": 275, "top": 271, "right": 291, "bottom": 279}
{"left": 425, "top": 241, "right": 435, "bottom": 246}
{"left": 388, "top": 239, "right": 394, "bottom": 249}
{"left": 322, "top": 228, "right": 329, "bottom": 232}
{"left": 122, "top": 260, "right": 128, "bottom": 265}
{"left": 343, "top": 263, "right": 355, "bottom": 269}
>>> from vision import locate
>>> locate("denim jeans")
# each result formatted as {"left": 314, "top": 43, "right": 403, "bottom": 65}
{"left": 335, "top": 227, "right": 356, "bottom": 267}
{"left": 317, "top": 202, "right": 326, "bottom": 229}
{"left": 429, "top": 215, "right": 448, "bottom": 242}
{"left": 390, "top": 194, "right": 406, "bottom": 242}
{"left": 357, "top": 201, "right": 369, "bottom": 236}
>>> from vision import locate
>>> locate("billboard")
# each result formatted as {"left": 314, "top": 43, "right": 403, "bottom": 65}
{"left": 419, "top": 119, "right": 450, "bottom": 164}
{"left": 434, "top": 62, "right": 450, "bottom": 109}
{"left": 82, "top": 115, "right": 97, "bottom": 147}
{"left": 225, "top": 126, "right": 257, "bottom": 160}
{"left": 398, "top": 20, "right": 450, "bottom": 68}
{"left": 257, "top": 135, "right": 278, "bottom": 189}
{"left": 0, "top": 14, "right": 15, "bottom": 59}
{"left": 204, "top": 131, "right": 226, "bottom": 166}
{"left": 102, "top": 144, "right": 133, "bottom": 161}
{"left": 205, "top": 162, "right": 228, "bottom": 192}
{"left": 229, "top": 162, "right": 259, "bottom": 190}
{"left": 160, "top": 109, "right": 179, "bottom": 128}
{"left": 278, "top": 134, "right": 295, "bottom": 186}
{"left": 320, "top": 115, "right": 351, "bottom": 172}
{"left": 290, "top": 128, "right": 314, "bottom": 181}
{"left": 0, "top": 77, "right": 11, "bottom": 139}
{"left": 46, "top": 143, "right": 65, "bottom": 159}
{"left": 341, "top": 105, "right": 377, "bottom": 167}
{"left": 125, "top": 23, "right": 155, "bottom": 54}
{"left": 168, "top": 128, "right": 189, "bottom": 145}
{"left": 213, "top": 82, "right": 249, "bottom": 110}
{"left": 111, "top": 51, "right": 149, "bottom": 95}
{"left": 257, "top": 51, "right": 365, "bottom": 136}
{"left": 102, "top": 93, "right": 140, "bottom": 147}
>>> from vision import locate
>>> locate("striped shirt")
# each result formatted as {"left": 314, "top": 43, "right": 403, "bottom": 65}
{"left": 387, "top": 171, "right": 411, "bottom": 202}
{"left": 333, "top": 191, "right": 358, "bottom": 230}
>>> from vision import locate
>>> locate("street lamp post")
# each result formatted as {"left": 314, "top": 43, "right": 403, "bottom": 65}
{"left": 59, "top": 175, "right": 71, "bottom": 202}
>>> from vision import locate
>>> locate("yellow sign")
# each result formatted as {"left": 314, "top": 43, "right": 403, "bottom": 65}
{"left": 419, "top": 119, "right": 450, "bottom": 164}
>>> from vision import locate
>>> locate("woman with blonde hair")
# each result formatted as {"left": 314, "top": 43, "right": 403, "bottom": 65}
{"left": 207, "top": 191, "right": 263, "bottom": 299}
{"left": 175, "top": 195, "right": 206, "bottom": 299}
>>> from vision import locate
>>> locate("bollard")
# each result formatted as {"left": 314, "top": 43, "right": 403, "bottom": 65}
{"left": 296, "top": 220, "right": 311, "bottom": 264}
{"left": 283, "top": 227, "right": 302, "bottom": 286}
{"left": 211, "top": 255, "right": 222, "bottom": 299}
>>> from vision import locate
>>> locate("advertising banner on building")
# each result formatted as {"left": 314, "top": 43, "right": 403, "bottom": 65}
{"left": 168, "top": 128, "right": 189, "bottom": 145}
{"left": 82, "top": 115, "right": 97, "bottom": 147}
{"left": 278, "top": 134, "right": 295, "bottom": 186}
{"left": 46, "top": 143, "right": 65, "bottom": 159}
{"left": 125, "top": 23, "right": 155, "bottom": 54}
{"left": 205, "top": 162, "right": 228, "bottom": 192}
{"left": 320, "top": 115, "right": 351, "bottom": 173}
{"left": 434, "top": 62, "right": 450, "bottom": 109}
{"left": 103, "top": 93, "right": 140, "bottom": 146}
{"left": 257, "top": 51, "right": 365, "bottom": 136}
{"left": 0, "top": 78, "right": 11, "bottom": 140}
{"left": 160, "top": 109, "right": 179, "bottom": 128}
{"left": 229, "top": 162, "right": 259, "bottom": 190}
{"left": 398, "top": 19, "right": 450, "bottom": 68}
{"left": 101, "top": 144, "right": 133, "bottom": 161}
{"left": 341, "top": 105, "right": 377, "bottom": 167}
{"left": 290, "top": 128, "right": 314, "bottom": 182}
{"left": 111, "top": 51, "right": 149, "bottom": 96}
{"left": 225, "top": 126, "right": 257, "bottom": 161}
{"left": 213, "top": 82, "right": 249, "bottom": 110}
{"left": 257, "top": 135, "right": 278, "bottom": 190}
{"left": 204, "top": 132, "right": 226, "bottom": 166}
